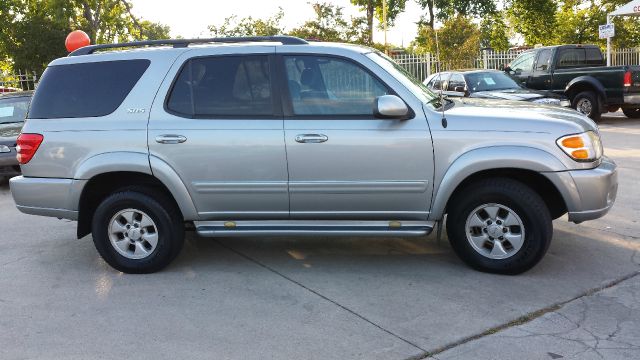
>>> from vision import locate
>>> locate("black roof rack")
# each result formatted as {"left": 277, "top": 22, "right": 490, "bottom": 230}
{"left": 68, "top": 35, "right": 308, "bottom": 56}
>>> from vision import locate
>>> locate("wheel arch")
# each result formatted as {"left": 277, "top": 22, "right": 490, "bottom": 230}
{"left": 564, "top": 76, "right": 606, "bottom": 101}
{"left": 430, "top": 146, "right": 568, "bottom": 221}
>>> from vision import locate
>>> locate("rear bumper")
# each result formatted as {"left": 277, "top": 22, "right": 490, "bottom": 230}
{"left": 624, "top": 94, "right": 640, "bottom": 104}
{"left": 10, "top": 176, "right": 86, "bottom": 220}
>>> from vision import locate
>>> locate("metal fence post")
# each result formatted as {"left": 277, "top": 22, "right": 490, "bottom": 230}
{"left": 426, "top": 53, "right": 431, "bottom": 78}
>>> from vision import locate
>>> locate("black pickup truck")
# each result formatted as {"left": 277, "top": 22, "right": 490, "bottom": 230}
{"left": 505, "top": 44, "right": 640, "bottom": 121}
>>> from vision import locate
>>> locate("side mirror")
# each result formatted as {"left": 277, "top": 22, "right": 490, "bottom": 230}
{"left": 454, "top": 86, "right": 465, "bottom": 93}
{"left": 374, "top": 95, "right": 409, "bottom": 119}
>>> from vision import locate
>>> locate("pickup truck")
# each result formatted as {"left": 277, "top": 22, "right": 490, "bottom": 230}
{"left": 505, "top": 44, "right": 640, "bottom": 121}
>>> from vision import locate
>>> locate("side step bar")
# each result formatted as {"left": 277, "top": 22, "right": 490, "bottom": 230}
{"left": 194, "top": 220, "right": 435, "bottom": 237}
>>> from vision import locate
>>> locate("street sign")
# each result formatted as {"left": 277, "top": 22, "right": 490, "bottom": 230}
{"left": 599, "top": 24, "right": 615, "bottom": 39}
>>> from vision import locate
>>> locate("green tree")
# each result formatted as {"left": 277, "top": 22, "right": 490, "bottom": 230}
{"left": 208, "top": 8, "right": 285, "bottom": 37}
{"left": 506, "top": 0, "right": 557, "bottom": 46}
{"left": 289, "top": 2, "right": 368, "bottom": 43}
{"left": 413, "top": 15, "right": 481, "bottom": 68}
{"left": 480, "top": 12, "right": 510, "bottom": 51}
{"left": 0, "top": 0, "right": 170, "bottom": 73}
{"left": 350, "top": 0, "right": 407, "bottom": 44}
{"left": 416, "top": 0, "right": 497, "bottom": 28}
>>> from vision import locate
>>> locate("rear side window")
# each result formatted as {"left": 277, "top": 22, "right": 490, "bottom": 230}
{"left": 29, "top": 60, "right": 150, "bottom": 119}
{"left": 557, "top": 49, "right": 586, "bottom": 68}
{"left": 586, "top": 48, "right": 604, "bottom": 66}
{"left": 166, "top": 55, "right": 273, "bottom": 117}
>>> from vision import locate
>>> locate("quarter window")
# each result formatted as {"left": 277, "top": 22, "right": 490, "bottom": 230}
{"left": 283, "top": 55, "right": 389, "bottom": 116}
{"left": 29, "top": 60, "right": 149, "bottom": 119}
{"left": 167, "top": 55, "right": 273, "bottom": 117}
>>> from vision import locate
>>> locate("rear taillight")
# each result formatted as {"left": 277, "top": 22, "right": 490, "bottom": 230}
{"left": 624, "top": 70, "right": 632, "bottom": 87}
{"left": 16, "top": 133, "right": 44, "bottom": 164}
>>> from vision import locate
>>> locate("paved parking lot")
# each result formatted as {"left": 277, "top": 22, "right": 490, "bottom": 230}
{"left": 1, "top": 113, "right": 639, "bottom": 360}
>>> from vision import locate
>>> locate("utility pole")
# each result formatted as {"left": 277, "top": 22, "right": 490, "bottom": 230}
{"left": 383, "top": 0, "right": 388, "bottom": 54}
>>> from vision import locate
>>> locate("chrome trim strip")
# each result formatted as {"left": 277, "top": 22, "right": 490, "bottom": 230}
{"left": 289, "top": 180, "right": 429, "bottom": 194}
{"left": 194, "top": 220, "right": 435, "bottom": 237}
{"left": 192, "top": 181, "right": 288, "bottom": 194}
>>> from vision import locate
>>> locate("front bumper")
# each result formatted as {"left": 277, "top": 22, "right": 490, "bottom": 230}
{"left": 543, "top": 157, "right": 618, "bottom": 223}
{"left": 10, "top": 176, "right": 86, "bottom": 220}
{"left": 567, "top": 157, "right": 618, "bottom": 223}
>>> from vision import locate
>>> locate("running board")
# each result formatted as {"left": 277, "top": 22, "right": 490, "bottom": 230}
{"left": 194, "top": 220, "right": 435, "bottom": 237}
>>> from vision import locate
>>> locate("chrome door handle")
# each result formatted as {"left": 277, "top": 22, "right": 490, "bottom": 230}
{"left": 155, "top": 134, "right": 187, "bottom": 144}
{"left": 295, "top": 134, "right": 328, "bottom": 143}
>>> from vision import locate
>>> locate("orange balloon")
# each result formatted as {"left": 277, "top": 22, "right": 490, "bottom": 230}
{"left": 65, "top": 30, "right": 91, "bottom": 52}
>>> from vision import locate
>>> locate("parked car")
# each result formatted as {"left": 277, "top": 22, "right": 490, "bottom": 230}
{"left": 424, "top": 69, "right": 571, "bottom": 107}
{"left": 0, "top": 91, "right": 32, "bottom": 182}
{"left": 505, "top": 44, "right": 640, "bottom": 120}
{"left": 11, "top": 36, "right": 617, "bottom": 275}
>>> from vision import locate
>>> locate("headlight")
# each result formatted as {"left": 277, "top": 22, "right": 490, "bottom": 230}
{"left": 532, "top": 98, "right": 561, "bottom": 106}
{"left": 556, "top": 131, "right": 603, "bottom": 162}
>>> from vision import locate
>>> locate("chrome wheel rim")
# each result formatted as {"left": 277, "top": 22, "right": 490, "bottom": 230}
{"left": 576, "top": 98, "right": 593, "bottom": 116}
{"left": 465, "top": 203, "right": 525, "bottom": 260}
{"left": 108, "top": 208, "right": 159, "bottom": 260}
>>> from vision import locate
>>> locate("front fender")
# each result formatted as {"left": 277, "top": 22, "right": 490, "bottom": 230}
{"left": 429, "top": 146, "right": 566, "bottom": 220}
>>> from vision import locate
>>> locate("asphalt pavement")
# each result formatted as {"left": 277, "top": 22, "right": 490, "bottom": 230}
{"left": 0, "top": 112, "right": 638, "bottom": 359}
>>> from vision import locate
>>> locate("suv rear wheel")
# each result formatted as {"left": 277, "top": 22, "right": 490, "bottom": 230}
{"left": 446, "top": 178, "right": 552, "bottom": 275}
{"left": 91, "top": 189, "right": 184, "bottom": 273}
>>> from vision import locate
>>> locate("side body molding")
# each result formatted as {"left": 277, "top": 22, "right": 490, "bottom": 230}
{"left": 429, "top": 146, "right": 567, "bottom": 220}
{"left": 149, "top": 155, "right": 199, "bottom": 220}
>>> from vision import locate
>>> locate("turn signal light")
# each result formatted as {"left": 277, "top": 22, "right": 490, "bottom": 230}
{"left": 571, "top": 149, "right": 589, "bottom": 159}
{"left": 561, "top": 136, "right": 584, "bottom": 148}
{"left": 16, "top": 133, "right": 44, "bottom": 164}
{"left": 556, "top": 131, "right": 603, "bottom": 162}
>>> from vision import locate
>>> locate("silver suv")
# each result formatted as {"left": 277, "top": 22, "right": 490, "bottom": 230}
{"left": 10, "top": 36, "right": 618, "bottom": 274}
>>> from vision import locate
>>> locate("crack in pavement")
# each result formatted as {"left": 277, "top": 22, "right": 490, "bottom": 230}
{"left": 213, "top": 239, "right": 429, "bottom": 355}
{"left": 416, "top": 270, "right": 640, "bottom": 359}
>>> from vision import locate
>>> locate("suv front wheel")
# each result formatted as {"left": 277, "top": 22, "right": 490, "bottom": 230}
{"left": 446, "top": 178, "right": 553, "bottom": 275}
{"left": 91, "top": 189, "right": 184, "bottom": 273}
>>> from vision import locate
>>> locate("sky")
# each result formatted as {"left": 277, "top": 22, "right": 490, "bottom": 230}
{"left": 129, "top": 0, "right": 424, "bottom": 46}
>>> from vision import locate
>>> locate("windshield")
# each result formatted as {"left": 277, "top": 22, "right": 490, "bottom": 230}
{"left": 464, "top": 72, "right": 521, "bottom": 92}
{"left": 367, "top": 51, "right": 437, "bottom": 102}
{"left": 0, "top": 96, "right": 30, "bottom": 124}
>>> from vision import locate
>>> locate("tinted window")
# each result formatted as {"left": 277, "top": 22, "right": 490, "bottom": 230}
{"left": 0, "top": 96, "right": 30, "bottom": 123}
{"left": 284, "top": 55, "right": 389, "bottom": 115}
{"left": 535, "top": 49, "right": 552, "bottom": 71}
{"left": 29, "top": 60, "right": 149, "bottom": 119}
{"left": 510, "top": 52, "right": 535, "bottom": 72}
{"left": 586, "top": 48, "right": 604, "bottom": 66}
{"left": 167, "top": 56, "right": 273, "bottom": 117}
{"left": 447, "top": 73, "right": 465, "bottom": 92}
{"left": 465, "top": 72, "right": 521, "bottom": 92}
{"left": 557, "top": 49, "right": 586, "bottom": 68}
{"left": 427, "top": 73, "right": 448, "bottom": 90}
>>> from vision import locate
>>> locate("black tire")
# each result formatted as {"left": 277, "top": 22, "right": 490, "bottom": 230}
{"left": 622, "top": 108, "right": 640, "bottom": 119}
{"left": 446, "top": 178, "right": 553, "bottom": 275}
{"left": 572, "top": 91, "right": 601, "bottom": 121}
{"left": 91, "top": 189, "right": 184, "bottom": 274}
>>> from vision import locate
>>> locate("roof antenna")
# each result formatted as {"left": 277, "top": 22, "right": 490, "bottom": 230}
{"left": 435, "top": 29, "right": 447, "bottom": 128}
